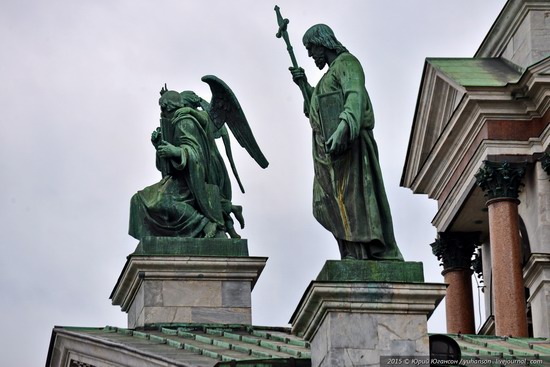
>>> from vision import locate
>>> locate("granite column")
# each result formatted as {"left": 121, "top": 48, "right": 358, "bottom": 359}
{"left": 476, "top": 161, "right": 528, "bottom": 337}
{"left": 431, "top": 232, "right": 478, "bottom": 334}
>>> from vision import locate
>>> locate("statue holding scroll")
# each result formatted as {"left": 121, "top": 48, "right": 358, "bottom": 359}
{"left": 129, "top": 76, "right": 268, "bottom": 241}
{"left": 276, "top": 14, "right": 403, "bottom": 260}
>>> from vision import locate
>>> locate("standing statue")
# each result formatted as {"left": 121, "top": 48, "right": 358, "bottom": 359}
{"left": 129, "top": 75, "right": 268, "bottom": 241}
{"left": 275, "top": 8, "right": 403, "bottom": 261}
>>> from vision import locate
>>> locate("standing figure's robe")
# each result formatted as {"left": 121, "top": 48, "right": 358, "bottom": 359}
{"left": 308, "top": 52, "right": 403, "bottom": 260}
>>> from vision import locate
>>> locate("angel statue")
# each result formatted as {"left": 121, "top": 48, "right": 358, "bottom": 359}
{"left": 129, "top": 75, "right": 268, "bottom": 240}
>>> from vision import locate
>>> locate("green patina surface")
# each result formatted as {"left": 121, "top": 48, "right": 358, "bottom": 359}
{"left": 132, "top": 237, "right": 249, "bottom": 257}
{"left": 51, "top": 324, "right": 550, "bottom": 367}
{"left": 66, "top": 324, "right": 312, "bottom": 366}
{"left": 316, "top": 260, "right": 424, "bottom": 282}
{"left": 427, "top": 58, "right": 523, "bottom": 87}
{"left": 449, "top": 333, "right": 550, "bottom": 365}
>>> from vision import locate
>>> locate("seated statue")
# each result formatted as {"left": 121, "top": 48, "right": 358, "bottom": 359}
{"left": 129, "top": 76, "right": 268, "bottom": 241}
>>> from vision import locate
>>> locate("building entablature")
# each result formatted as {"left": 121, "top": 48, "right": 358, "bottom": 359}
{"left": 402, "top": 57, "right": 550, "bottom": 233}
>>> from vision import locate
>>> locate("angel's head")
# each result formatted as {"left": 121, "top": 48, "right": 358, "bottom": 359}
{"left": 159, "top": 90, "right": 184, "bottom": 117}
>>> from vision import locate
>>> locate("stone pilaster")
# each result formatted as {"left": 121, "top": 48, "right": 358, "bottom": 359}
{"left": 430, "top": 232, "right": 479, "bottom": 334}
{"left": 475, "top": 160, "right": 528, "bottom": 337}
{"left": 523, "top": 253, "right": 550, "bottom": 337}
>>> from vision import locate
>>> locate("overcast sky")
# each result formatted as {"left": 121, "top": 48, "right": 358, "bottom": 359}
{"left": 0, "top": 0, "right": 506, "bottom": 365}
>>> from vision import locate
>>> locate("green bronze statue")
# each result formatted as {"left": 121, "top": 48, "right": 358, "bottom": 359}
{"left": 129, "top": 76, "right": 268, "bottom": 241}
{"left": 276, "top": 8, "right": 403, "bottom": 261}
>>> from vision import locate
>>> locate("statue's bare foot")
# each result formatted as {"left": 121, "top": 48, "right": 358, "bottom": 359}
{"left": 227, "top": 227, "right": 241, "bottom": 239}
{"left": 203, "top": 222, "right": 217, "bottom": 238}
{"left": 231, "top": 205, "right": 244, "bottom": 229}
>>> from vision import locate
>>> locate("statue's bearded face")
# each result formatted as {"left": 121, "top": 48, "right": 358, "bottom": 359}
{"left": 306, "top": 44, "right": 327, "bottom": 70}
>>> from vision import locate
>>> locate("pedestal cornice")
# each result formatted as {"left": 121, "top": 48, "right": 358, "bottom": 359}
{"left": 290, "top": 281, "right": 446, "bottom": 341}
{"left": 111, "top": 255, "right": 267, "bottom": 312}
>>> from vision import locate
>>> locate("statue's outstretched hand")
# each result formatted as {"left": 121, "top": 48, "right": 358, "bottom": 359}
{"left": 326, "top": 121, "right": 350, "bottom": 155}
{"left": 289, "top": 66, "right": 307, "bottom": 86}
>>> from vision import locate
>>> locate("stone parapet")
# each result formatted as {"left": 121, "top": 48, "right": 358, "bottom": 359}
{"left": 110, "top": 238, "right": 267, "bottom": 329}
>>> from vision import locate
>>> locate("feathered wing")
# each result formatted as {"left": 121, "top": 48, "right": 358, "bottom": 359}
{"left": 201, "top": 75, "right": 269, "bottom": 169}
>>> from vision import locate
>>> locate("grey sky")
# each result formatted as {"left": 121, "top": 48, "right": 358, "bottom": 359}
{"left": 0, "top": 1, "right": 505, "bottom": 365}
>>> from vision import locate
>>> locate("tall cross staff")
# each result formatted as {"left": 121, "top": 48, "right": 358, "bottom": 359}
{"left": 274, "top": 6, "right": 310, "bottom": 112}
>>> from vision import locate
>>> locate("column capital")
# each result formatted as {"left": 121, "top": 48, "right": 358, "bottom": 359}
{"left": 430, "top": 232, "right": 479, "bottom": 272}
{"left": 475, "top": 160, "right": 526, "bottom": 201}
{"left": 539, "top": 152, "right": 550, "bottom": 179}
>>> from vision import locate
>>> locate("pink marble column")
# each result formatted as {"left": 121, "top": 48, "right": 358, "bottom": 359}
{"left": 476, "top": 161, "right": 528, "bottom": 337}
{"left": 487, "top": 198, "right": 528, "bottom": 337}
{"left": 431, "top": 232, "right": 478, "bottom": 334}
{"left": 443, "top": 268, "right": 476, "bottom": 334}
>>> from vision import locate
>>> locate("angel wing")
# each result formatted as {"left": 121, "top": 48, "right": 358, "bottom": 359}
{"left": 201, "top": 75, "right": 269, "bottom": 169}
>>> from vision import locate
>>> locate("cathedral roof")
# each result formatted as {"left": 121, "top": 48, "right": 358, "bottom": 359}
{"left": 47, "top": 323, "right": 550, "bottom": 367}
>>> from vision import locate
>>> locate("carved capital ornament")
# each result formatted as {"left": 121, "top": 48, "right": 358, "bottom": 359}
{"left": 539, "top": 151, "right": 550, "bottom": 179}
{"left": 475, "top": 161, "right": 526, "bottom": 201}
{"left": 430, "top": 232, "right": 479, "bottom": 272}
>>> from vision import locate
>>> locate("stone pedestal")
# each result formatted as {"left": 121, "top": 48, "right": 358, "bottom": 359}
{"left": 110, "top": 237, "right": 267, "bottom": 329}
{"left": 524, "top": 253, "right": 550, "bottom": 337}
{"left": 290, "top": 261, "right": 446, "bottom": 367}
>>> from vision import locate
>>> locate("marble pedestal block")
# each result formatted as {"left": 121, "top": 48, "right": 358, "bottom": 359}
{"left": 290, "top": 261, "right": 446, "bottom": 367}
{"left": 110, "top": 237, "right": 267, "bottom": 329}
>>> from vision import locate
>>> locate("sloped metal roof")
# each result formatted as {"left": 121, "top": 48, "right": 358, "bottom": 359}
{"left": 48, "top": 325, "right": 550, "bottom": 367}
{"left": 426, "top": 58, "right": 523, "bottom": 87}
{"left": 50, "top": 324, "right": 310, "bottom": 367}
{"left": 450, "top": 333, "right": 550, "bottom": 365}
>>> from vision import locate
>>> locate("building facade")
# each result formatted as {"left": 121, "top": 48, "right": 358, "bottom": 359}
{"left": 402, "top": 0, "right": 550, "bottom": 337}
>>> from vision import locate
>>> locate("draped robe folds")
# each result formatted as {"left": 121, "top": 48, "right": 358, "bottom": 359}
{"left": 309, "top": 52, "right": 403, "bottom": 260}
{"left": 129, "top": 112, "right": 224, "bottom": 240}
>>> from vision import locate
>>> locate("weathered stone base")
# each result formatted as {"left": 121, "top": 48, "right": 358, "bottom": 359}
{"left": 110, "top": 238, "right": 267, "bottom": 329}
{"left": 290, "top": 261, "right": 446, "bottom": 367}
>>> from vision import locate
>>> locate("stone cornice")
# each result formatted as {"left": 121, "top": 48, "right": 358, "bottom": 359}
{"left": 401, "top": 62, "right": 466, "bottom": 189}
{"left": 289, "top": 282, "right": 446, "bottom": 341}
{"left": 432, "top": 135, "right": 550, "bottom": 231}
{"left": 110, "top": 256, "right": 267, "bottom": 311}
